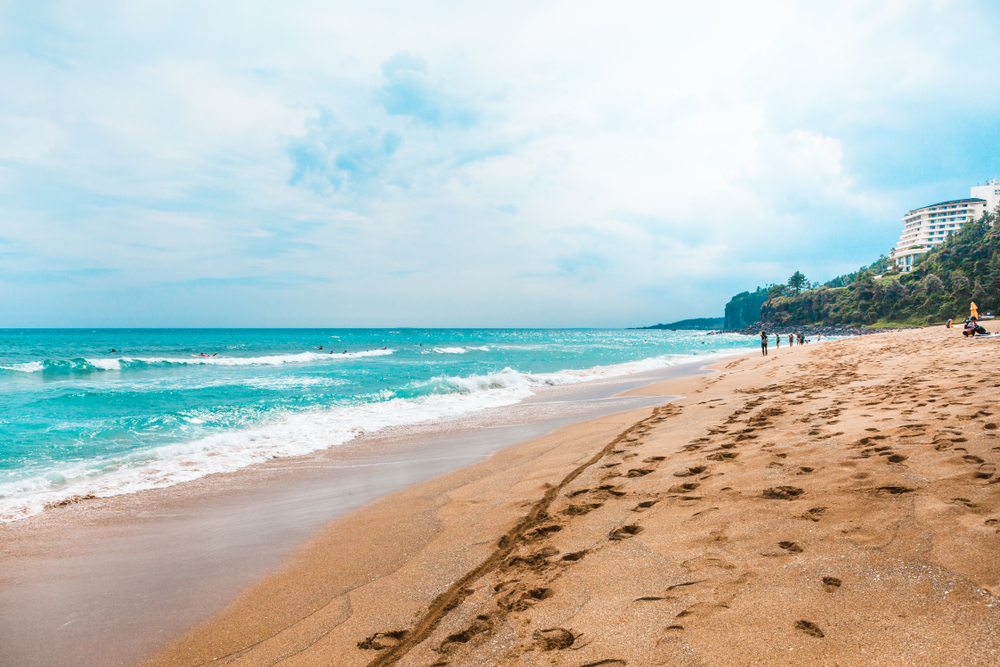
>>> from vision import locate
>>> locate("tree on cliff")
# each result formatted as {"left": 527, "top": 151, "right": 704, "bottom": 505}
{"left": 787, "top": 271, "right": 808, "bottom": 294}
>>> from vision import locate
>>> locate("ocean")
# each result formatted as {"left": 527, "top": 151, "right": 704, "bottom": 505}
{"left": 0, "top": 328, "right": 758, "bottom": 522}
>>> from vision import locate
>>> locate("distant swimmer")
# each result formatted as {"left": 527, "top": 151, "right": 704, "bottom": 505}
{"left": 343, "top": 350, "right": 347, "bottom": 354}
{"left": 111, "top": 349, "right": 118, "bottom": 353}
{"left": 317, "top": 346, "right": 323, "bottom": 350}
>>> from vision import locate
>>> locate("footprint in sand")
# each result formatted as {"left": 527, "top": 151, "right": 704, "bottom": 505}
{"left": 669, "top": 482, "right": 700, "bottom": 493}
{"left": 822, "top": 576, "right": 842, "bottom": 592}
{"left": 797, "top": 507, "right": 827, "bottom": 522}
{"left": 439, "top": 615, "right": 493, "bottom": 652}
{"left": 507, "top": 548, "right": 558, "bottom": 568}
{"left": 609, "top": 525, "right": 644, "bottom": 540}
{"left": 877, "top": 486, "right": 914, "bottom": 495}
{"left": 357, "top": 629, "right": 407, "bottom": 650}
{"left": 525, "top": 525, "right": 563, "bottom": 540}
{"left": 975, "top": 464, "right": 997, "bottom": 479}
{"left": 534, "top": 627, "right": 576, "bottom": 650}
{"left": 562, "top": 503, "right": 603, "bottom": 516}
{"left": 778, "top": 541, "right": 803, "bottom": 553}
{"left": 795, "top": 620, "right": 825, "bottom": 638}
{"left": 761, "top": 486, "right": 804, "bottom": 500}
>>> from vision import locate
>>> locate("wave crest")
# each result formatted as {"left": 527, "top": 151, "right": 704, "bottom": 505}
{"left": 0, "top": 349, "right": 394, "bottom": 374}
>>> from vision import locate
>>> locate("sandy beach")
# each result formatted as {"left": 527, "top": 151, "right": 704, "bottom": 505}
{"left": 121, "top": 325, "right": 1000, "bottom": 667}
{"left": 0, "top": 357, "right": 716, "bottom": 667}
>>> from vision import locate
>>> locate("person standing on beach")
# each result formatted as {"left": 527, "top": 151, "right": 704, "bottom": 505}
{"left": 788, "top": 333, "right": 794, "bottom": 347}
{"left": 775, "top": 333, "right": 780, "bottom": 349}
{"left": 760, "top": 329, "right": 768, "bottom": 356}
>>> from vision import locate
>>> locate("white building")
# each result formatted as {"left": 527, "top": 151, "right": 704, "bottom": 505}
{"left": 892, "top": 181, "right": 999, "bottom": 272}
{"left": 971, "top": 180, "right": 1000, "bottom": 210}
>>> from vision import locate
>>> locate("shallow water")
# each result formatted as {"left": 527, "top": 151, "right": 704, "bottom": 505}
{"left": 0, "top": 328, "right": 755, "bottom": 521}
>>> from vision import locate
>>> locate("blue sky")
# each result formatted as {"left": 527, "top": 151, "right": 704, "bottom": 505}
{"left": 2, "top": 1, "right": 999, "bottom": 327}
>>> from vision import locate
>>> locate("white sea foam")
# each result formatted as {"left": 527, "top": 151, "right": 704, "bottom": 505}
{"left": 427, "top": 349, "right": 744, "bottom": 395}
{"left": 433, "top": 347, "right": 467, "bottom": 354}
{"left": 0, "top": 346, "right": 753, "bottom": 523}
{"left": 89, "top": 358, "right": 122, "bottom": 371}
{"left": 0, "top": 379, "right": 531, "bottom": 523}
{"left": 0, "top": 361, "right": 44, "bottom": 372}
{"left": 0, "top": 349, "right": 394, "bottom": 373}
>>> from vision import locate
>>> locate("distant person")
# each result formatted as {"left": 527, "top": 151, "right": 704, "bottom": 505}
{"left": 964, "top": 317, "right": 987, "bottom": 337}
{"left": 816, "top": 334, "right": 821, "bottom": 343}
{"left": 946, "top": 318, "right": 953, "bottom": 328}
{"left": 774, "top": 334, "right": 780, "bottom": 349}
{"left": 760, "top": 329, "right": 768, "bottom": 356}
{"left": 797, "top": 332, "right": 805, "bottom": 345}
{"left": 788, "top": 333, "right": 794, "bottom": 347}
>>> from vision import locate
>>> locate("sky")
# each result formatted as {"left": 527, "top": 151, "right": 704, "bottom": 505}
{"left": 2, "top": 1, "right": 999, "bottom": 328}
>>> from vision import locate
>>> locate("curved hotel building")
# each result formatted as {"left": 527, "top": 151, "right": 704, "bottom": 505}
{"left": 892, "top": 181, "right": 1000, "bottom": 272}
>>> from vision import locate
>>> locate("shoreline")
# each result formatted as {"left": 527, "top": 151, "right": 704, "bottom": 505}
{"left": 0, "top": 354, "right": 731, "bottom": 667}
{"left": 140, "top": 324, "right": 1000, "bottom": 666}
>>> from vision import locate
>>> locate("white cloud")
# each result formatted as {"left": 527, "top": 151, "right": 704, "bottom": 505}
{"left": 1, "top": 0, "right": 999, "bottom": 326}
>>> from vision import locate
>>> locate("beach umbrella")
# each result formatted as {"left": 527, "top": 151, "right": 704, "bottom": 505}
{"left": 971, "top": 302, "right": 979, "bottom": 319}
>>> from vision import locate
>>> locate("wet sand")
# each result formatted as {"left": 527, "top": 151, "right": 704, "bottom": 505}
{"left": 0, "top": 358, "right": 721, "bottom": 667}
{"left": 139, "top": 325, "right": 1000, "bottom": 666}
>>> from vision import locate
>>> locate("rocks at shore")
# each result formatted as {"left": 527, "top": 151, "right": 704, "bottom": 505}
{"left": 712, "top": 323, "right": 913, "bottom": 337}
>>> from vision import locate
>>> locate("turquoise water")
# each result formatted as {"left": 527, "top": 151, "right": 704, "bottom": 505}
{"left": 0, "top": 328, "right": 757, "bottom": 521}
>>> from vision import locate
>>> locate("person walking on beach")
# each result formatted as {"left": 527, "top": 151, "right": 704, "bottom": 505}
{"left": 760, "top": 329, "right": 768, "bottom": 356}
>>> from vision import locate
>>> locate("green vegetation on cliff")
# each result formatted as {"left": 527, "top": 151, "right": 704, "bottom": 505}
{"left": 724, "top": 287, "right": 770, "bottom": 329}
{"left": 762, "top": 208, "right": 999, "bottom": 326}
